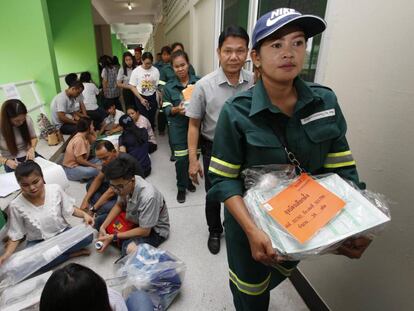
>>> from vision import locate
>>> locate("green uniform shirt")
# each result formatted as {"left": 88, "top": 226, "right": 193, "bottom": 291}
{"left": 208, "top": 77, "right": 362, "bottom": 203}
{"left": 162, "top": 75, "right": 199, "bottom": 145}
{"left": 159, "top": 63, "right": 196, "bottom": 87}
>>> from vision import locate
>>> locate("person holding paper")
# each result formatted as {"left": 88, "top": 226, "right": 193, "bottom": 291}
{"left": 0, "top": 161, "right": 93, "bottom": 268}
{"left": 207, "top": 8, "right": 371, "bottom": 310}
{"left": 0, "top": 99, "right": 41, "bottom": 172}
{"left": 163, "top": 50, "right": 199, "bottom": 203}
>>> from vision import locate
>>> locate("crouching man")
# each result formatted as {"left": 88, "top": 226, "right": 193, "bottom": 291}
{"left": 97, "top": 156, "right": 169, "bottom": 255}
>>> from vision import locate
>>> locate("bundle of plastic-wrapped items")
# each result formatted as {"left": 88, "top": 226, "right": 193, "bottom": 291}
{"left": 242, "top": 165, "right": 391, "bottom": 260}
{"left": 0, "top": 225, "right": 94, "bottom": 310}
{"left": 108, "top": 243, "right": 186, "bottom": 311}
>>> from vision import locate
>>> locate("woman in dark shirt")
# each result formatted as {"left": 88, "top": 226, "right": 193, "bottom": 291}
{"left": 118, "top": 115, "right": 151, "bottom": 177}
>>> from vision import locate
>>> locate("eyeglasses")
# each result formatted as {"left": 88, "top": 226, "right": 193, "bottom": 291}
{"left": 109, "top": 179, "right": 133, "bottom": 192}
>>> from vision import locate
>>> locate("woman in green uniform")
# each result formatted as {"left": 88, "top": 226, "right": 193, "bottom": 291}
{"left": 163, "top": 50, "right": 198, "bottom": 203}
{"left": 208, "top": 8, "right": 372, "bottom": 311}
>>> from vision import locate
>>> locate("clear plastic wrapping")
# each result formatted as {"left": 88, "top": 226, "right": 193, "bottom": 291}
{"left": 0, "top": 271, "right": 52, "bottom": 311}
{"left": 0, "top": 225, "right": 94, "bottom": 290}
{"left": 113, "top": 243, "right": 186, "bottom": 311}
{"left": 243, "top": 167, "right": 391, "bottom": 260}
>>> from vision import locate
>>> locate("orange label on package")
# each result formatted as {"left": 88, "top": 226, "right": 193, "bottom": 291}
{"left": 182, "top": 85, "right": 195, "bottom": 101}
{"left": 263, "top": 173, "right": 345, "bottom": 244}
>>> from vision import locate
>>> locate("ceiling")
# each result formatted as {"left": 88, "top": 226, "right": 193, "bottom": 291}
{"left": 91, "top": 0, "right": 163, "bottom": 47}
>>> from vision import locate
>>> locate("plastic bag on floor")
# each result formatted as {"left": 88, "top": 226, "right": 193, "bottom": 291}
{"left": 0, "top": 271, "right": 52, "bottom": 311}
{"left": 115, "top": 243, "right": 186, "bottom": 311}
{"left": 243, "top": 167, "right": 391, "bottom": 260}
{"left": 0, "top": 224, "right": 94, "bottom": 290}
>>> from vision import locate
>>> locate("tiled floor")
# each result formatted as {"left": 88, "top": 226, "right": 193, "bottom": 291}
{"left": 37, "top": 133, "right": 309, "bottom": 311}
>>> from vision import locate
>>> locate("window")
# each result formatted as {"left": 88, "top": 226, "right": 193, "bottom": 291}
{"left": 222, "top": 0, "right": 250, "bottom": 30}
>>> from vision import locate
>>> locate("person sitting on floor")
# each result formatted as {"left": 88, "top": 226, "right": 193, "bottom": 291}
{"left": 126, "top": 105, "right": 157, "bottom": 153}
{"left": 80, "top": 71, "right": 107, "bottom": 130}
{"left": 40, "top": 263, "right": 154, "bottom": 311}
{"left": 96, "top": 156, "right": 169, "bottom": 256}
{"left": 79, "top": 140, "right": 143, "bottom": 224}
{"left": 62, "top": 117, "right": 100, "bottom": 182}
{"left": 0, "top": 161, "right": 94, "bottom": 269}
{"left": 100, "top": 101, "right": 124, "bottom": 135}
{"left": 51, "top": 78, "right": 89, "bottom": 135}
{"left": 0, "top": 99, "right": 42, "bottom": 172}
{"left": 118, "top": 115, "right": 151, "bottom": 178}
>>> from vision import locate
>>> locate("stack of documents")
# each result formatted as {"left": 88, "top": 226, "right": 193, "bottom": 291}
{"left": 244, "top": 174, "right": 390, "bottom": 259}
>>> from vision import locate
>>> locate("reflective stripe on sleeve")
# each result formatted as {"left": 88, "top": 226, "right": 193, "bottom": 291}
{"left": 162, "top": 102, "right": 172, "bottom": 108}
{"left": 229, "top": 269, "right": 271, "bottom": 296}
{"left": 208, "top": 156, "right": 241, "bottom": 178}
{"left": 323, "top": 151, "right": 356, "bottom": 168}
{"left": 197, "top": 148, "right": 201, "bottom": 155}
{"left": 174, "top": 149, "right": 188, "bottom": 157}
{"left": 158, "top": 80, "right": 166, "bottom": 86}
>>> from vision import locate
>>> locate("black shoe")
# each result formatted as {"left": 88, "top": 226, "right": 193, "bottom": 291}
{"left": 170, "top": 155, "right": 176, "bottom": 162}
{"left": 187, "top": 181, "right": 196, "bottom": 192}
{"left": 177, "top": 190, "right": 186, "bottom": 203}
{"left": 207, "top": 233, "right": 221, "bottom": 254}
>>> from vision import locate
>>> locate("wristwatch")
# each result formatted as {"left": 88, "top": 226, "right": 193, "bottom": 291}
{"left": 112, "top": 233, "right": 118, "bottom": 242}
{"left": 89, "top": 205, "right": 97, "bottom": 213}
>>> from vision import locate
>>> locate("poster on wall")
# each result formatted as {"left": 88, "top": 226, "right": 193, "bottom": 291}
{"left": 2, "top": 84, "right": 21, "bottom": 100}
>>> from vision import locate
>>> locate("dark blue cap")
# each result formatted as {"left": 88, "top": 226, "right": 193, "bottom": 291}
{"left": 252, "top": 8, "right": 327, "bottom": 48}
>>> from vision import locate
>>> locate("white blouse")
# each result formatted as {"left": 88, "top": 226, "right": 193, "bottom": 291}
{"left": 8, "top": 184, "right": 75, "bottom": 242}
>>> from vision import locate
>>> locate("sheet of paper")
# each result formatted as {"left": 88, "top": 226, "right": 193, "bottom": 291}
{"left": 0, "top": 158, "right": 68, "bottom": 198}
{"left": 245, "top": 174, "right": 390, "bottom": 258}
{"left": 2, "top": 84, "right": 21, "bottom": 100}
{"left": 263, "top": 173, "right": 345, "bottom": 243}
{"left": 98, "top": 133, "right": 121, "bottom": 149}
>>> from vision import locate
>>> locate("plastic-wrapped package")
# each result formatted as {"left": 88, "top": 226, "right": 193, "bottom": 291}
{"left": 243, "top": 168, "right": 391, "bottom": 260}
{"left": 0, "top": 224, "right": 94, "bottom": 290}
{"left": 0, "top": 271, "right": 52, "bottom": 311}
{"left": 115, "top": 243, "right": 186, "bottom": 311}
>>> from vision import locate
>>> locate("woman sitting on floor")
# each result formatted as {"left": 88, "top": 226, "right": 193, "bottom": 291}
{"left": 0, "top": 99, "right": 42, "bottom": 172}
{"left": 40, "top": 263, "right": 154, "bottom": 311}
{"left": 126, "top": 105, "right": 157, "bottom": 153}
{"left": 0, "top": 161, "right": 94, "bottom": 269}
{"left": 118, "top": 115, "right": 151, "bottom": 177}
{"left": 62, "top": 117, "right": 101, "bottom": 182}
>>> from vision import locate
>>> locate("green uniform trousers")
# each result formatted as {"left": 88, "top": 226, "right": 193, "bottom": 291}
{"left": 224, "top": 208, "right": 299, "bottom": 311}
{"left": 173, "top": 143, "right": 189, "bottom": 191}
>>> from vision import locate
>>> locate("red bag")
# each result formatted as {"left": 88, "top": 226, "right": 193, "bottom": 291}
{"left": 106, "top": 211, "right": 136, "bottom": 240}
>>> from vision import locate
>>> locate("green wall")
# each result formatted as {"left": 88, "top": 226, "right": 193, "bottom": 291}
{"left": 47, "top": 0, "right": 99, "bottom": 85}
{"left": 0, "top": 0, "right": 59, "bottom": 110}
{"left": 111, "top": 34, "right": 128, "bottom": 62}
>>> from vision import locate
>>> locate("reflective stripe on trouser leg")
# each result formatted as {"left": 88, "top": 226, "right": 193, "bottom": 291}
{"left": 224, "top": 208, "right": 299, "bottom": 311}
{"left": 174, "top": 144, "right": 189, "bottom": 191}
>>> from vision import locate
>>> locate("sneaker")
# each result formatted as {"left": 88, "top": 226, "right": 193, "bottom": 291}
{"left": 187, "top": 181, "right": 196, "bottom": 192}
{"left": 207, "top": 233, "right": 221, "bottom": 254}
{"left": 177, "top": 190, "right": 186, "bottom": 203}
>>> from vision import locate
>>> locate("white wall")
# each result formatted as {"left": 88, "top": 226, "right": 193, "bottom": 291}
{"left": 300, "top": 1, "right": 414, "bottom": 310}
{"left": 152, "top": 0, "right": 218, "bottom": 76}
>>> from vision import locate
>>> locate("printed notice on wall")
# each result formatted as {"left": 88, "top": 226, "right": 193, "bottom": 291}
{"left": 263, "top": 173, "right": 345, "bottom": 244}
{"left": 3, "top": 84, "right": 21, "bottom": 100}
